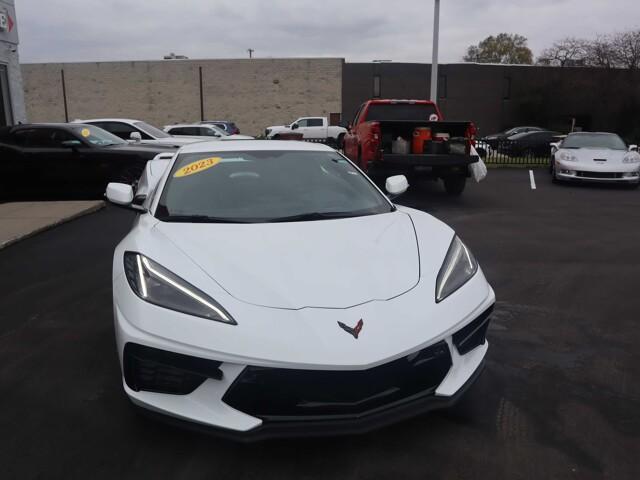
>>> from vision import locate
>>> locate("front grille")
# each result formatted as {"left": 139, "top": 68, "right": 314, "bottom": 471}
{"left": 576, "top": 171, "right": 621, "bottom": 179}
{"left": 123, "top": 343, "right": 223, "bottom": 395}
{"left": 223, "top": 341, "right": 452, "bottom": 420}
{"left": 452, "top": 305, "right": 494, "bottom": 355}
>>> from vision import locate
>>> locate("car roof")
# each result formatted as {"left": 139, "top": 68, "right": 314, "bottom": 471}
{"left": 178, "top": 140, "right": 335, "bottom": 154}
{"left": 76, "top": 118, "right": 140, "bottom": 123}
{"left": 166, "top": 124, "right": 216, "bottom": 128}
{"left": 11, "top": 123, "right": 93, "bottom": 129}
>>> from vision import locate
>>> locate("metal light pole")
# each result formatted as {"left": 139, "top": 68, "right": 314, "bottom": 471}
{"left": 430, "top": 0, "right": 440, "bottom": 101}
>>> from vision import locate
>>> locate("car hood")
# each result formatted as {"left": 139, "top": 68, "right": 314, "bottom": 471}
{"left": 142, "top": 137, "right": 205, "bottom": 146}
{"left": 562, "top": 148, "right": 628, "bottom": 164}
{"left": 221, "top": 134, "right": 254, "bottom": 140}
{"left": 153, "top": 211, "right": 420, "bottom": 310}
{"left": 106, "top": 143, "right": 176, "bottom": 154}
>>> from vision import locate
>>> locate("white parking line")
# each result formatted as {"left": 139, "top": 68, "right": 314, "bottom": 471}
{"left": 529, "top": 170, "right": 537, "bottom": 190}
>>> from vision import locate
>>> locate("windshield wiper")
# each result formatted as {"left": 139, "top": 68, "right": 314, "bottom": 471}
{"left": 267, "top": 211, "right": 370, "bottom": 223}
{"left": 158, "top": 215, "right": 255, "bottom": 224}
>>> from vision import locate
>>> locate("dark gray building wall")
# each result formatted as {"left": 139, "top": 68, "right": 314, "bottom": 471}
{"left": 343, "top": 63, "right": 640, "bottom": 142}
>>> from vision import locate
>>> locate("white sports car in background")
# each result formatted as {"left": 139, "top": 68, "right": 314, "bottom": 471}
{"left": 551, "top": 132, "right": 640, "bottom": 187}
{"left": 106, "top": 140, "right": 495, "bottom": 439}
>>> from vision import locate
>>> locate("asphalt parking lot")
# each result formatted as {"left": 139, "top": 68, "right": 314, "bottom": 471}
{"left": 1, "top": 169, "right": 638, "bottom": 480}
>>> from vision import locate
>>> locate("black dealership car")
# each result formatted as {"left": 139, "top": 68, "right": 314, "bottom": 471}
{"left": 496, "top": 130, "right": 562, "bottom": 157}
{"left": 0, "top": 123, "right": 174, "bottom": 199}
{"left": 482, "top": 126, "right": 544, "bottom": 148}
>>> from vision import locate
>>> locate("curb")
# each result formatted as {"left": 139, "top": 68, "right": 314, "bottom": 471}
{"left": 0, "top": 201, "right": 106, "bottom": 250}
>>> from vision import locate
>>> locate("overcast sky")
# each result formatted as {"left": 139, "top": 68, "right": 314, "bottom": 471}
{"left": 15, "top": 0, "right": 640, "bottom": 64}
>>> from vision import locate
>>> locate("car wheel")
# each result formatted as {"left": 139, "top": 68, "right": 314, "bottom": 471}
{"left": 337, "top": 133, "right": 346, "bottom": 150}
{"left": 443, "top": 175, "right": 466, "bottom": 196}
{"left": 272, "top": 134, "right": 280, "bottom": 140}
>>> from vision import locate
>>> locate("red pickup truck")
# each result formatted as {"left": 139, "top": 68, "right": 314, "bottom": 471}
{"left": 343, "top": 99, "right": 479, "bottom": 195}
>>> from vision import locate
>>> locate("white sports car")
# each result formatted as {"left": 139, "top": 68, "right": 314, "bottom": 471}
{"left": 551, "top": 132, "right": 640, "bottom": 186}
{"left": 106, "top": 140, "right": 495, "bottom": 439}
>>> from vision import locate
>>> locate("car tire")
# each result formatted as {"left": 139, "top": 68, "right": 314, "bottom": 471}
{"left": 443, "top": 176, "right": 466, "bottom": 196}
{"left": 272, "top": 134, "right": 280, "bottom": 140}
{"left": 337, "top": 133, "right": 345, "bottom": 150}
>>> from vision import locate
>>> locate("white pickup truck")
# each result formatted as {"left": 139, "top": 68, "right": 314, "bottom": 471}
{"left": 265, "top": 117, "right": 347, "bottom": 147}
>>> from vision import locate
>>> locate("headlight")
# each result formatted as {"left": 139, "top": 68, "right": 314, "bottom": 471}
{"left": 123, "top": 252, "right": 236, "bottom": 325}
{"left": 622, "top": 155, "right": 640, "bottom": 164}
{"left": 558, "top": 151, "right": 577, "bottom": 162}
{"left": 436, "top": 236, "right": 478, "bottom": 303}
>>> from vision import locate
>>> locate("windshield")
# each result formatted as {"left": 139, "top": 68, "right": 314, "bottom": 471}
{"left": 156, "top": 150, "right": 393, "bottom": 223}
{"left": 365, "top": 103, "right": 438, "bottom": 122}
{"left": 134, "top": 121, "right": 171, "bottom": 139}
{"left": 561, "top": 133, "right": 627, "bottom": 150}
{"left": 208, "top": 125, "right": 230, "bottom": 136}
{"left": 72, "top": 125, "right": 126, "bottom": 146}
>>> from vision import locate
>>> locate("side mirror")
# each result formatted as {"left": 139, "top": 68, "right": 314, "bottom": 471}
{"left": 105, "top": 183, "right": 146, "bottom": 212}
{"left": 385, "top": 175, "right": 409, "bottom": 198}
{"left": 629, "top": 144, "right": 638, "bottom": 152}
{"left": 130, "top": 132, "right": 142, "bottom": 142}
{"left": 291, "top": 123, "right": 299, "bottom": 130}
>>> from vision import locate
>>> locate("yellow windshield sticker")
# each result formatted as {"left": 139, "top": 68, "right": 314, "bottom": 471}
{"left": 81, "top": 128, "right": 91, "bottom": 138}
{"left": 174, "top": 157, "right": 222, "bottom": 178}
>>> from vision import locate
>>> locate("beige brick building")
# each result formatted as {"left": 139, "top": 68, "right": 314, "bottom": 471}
{"left": 21, "top": 58, "right": 343, "bottom": 136}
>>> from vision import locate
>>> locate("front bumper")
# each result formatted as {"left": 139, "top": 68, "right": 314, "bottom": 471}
{"left": 115, "top": 296, "right": 494, "bottom": 439}
{"left": 555, "top": 160, "right": 640, "bottom": 183}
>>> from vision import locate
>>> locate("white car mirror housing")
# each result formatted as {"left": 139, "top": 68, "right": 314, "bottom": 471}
{"left": 106, "top": 183, "right": 134, "bottom": 205}
{"left": 106, "top": 183, "right": 145, "bottom": 212}
{"left": 130, "top": 132, "right": 142, "bottom": 142}
{"left": 385, "top": 175, "right": 409, "bottom": 197}
{"left": 629, "top": 144, "right": 638, "bottom": 152}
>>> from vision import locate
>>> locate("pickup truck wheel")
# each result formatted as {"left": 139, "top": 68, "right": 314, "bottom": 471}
{"left": 443, "top": 176, "right": 466, "bottom": 196}
{"left": 272, "top": 134, "right": 280, "bottom": 140}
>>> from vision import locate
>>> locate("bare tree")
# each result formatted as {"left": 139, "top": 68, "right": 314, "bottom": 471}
{"left": 538, "top": 37, "right": 588, "bottom": 66}
{"left": 612, "top": 29, "right": 640, "bottom": 70}
{"left": 584, "top": 35, "right": 617, "bottom": 68}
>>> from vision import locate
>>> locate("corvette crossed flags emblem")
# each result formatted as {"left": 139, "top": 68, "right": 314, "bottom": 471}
{"left": 337, "top": 319, "right": 364, "bottom": 339}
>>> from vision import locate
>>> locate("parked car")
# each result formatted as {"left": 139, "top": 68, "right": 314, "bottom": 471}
{"left": 164, "top": 124, "right": 253, "bottom": 140}
{"left": 482, "top": 126, "right": 544, "bottom": 148}
{"left": 75, "top": 118, "right": 205, "bottom": 147}
{"left": 496, "top": 130, "right": 562, "bottom": 157}
{"left": 0, "top": 123, "right": 174, "bottom": 198}
{"left": 265, "top": 117, "right": 347, "bottom": 147}
{"left": 550, "top": 132, "right": 640, "bottom": 187}
{"left": 200, "top": 120, "right": 240, "bottom": 135}
{"left": 342, "top": 99, "right": 479, "bottom": 195}
{"left": 104, "top": 139, "right": 495, "bottom": 439}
